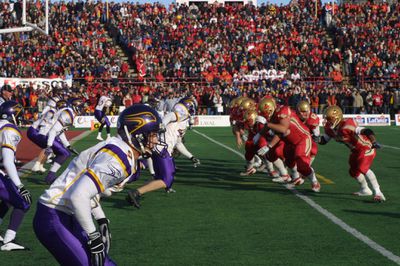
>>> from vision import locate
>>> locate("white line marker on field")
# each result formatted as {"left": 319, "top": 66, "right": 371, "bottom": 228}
{"left": 381, "top": 144, "right": 400, "bottom": 150}
{"left": 193, "top": 129, "right": 400, "bottom": 265}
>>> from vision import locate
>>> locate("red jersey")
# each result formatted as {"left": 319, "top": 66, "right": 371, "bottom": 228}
{"left": 324, "top": 118, "right": 372, "bottom": 151}
{"left": 229, "top": 107, "right": 243, "bottom": 125}
{"left": 304, "top": 113, "right": 320, "bottom": 136}
{"left": 270, "top": 106, "right": 310, "bottom": 145}
{"left": 246, "top": 118, "right": 267, "bottom": 148}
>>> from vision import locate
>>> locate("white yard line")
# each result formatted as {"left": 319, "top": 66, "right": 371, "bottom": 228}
{"left": 193, "top": 129, "right": 400, "bottom": 265}
{"left": 381, "top": 144, "right": 400, "bottom": 150}
{"left": 18, "top": 130, "right": 93, "bottom": 175}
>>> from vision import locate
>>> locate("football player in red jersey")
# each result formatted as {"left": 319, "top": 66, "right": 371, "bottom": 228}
{"left": 229, "top": 97, "right": 247, "bottom": 148}
{"left": 256, "top": 98, "right": 290, "bottom": 182}
{"left": 240, "top": 109, "right": 267, "bottom": 176}
{"left": 296, "top": 101, "right": 320, "bottom": 164}
{"left": 259, "top": 98, "right": 321, "bottom": 192}
{"left": 320, "top": 106, "right": 385, "bottom": 202}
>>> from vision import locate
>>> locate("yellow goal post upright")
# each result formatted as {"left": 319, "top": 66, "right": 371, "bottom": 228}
{"left": 0, "top": 0, "right": 49, "bottom": 35}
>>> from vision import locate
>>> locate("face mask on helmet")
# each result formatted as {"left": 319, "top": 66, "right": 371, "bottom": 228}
{"left": 179, "top": 98, "right": 197, "bottom": 116}
{"left": 0, "top": 101, "right": 23, "bottom": 125}
{"left": 117, "top": 104, "right": 165, "bottom": 158}
{"left": 258, "top": 98, "right": 276, "bottom": 120}
{"left": 239, "top": 98, "right": 256, "bottom": 112}
{"left": 243, "top": 109, "right": 258, "bottom": 129}
{"left": 69, "top": 98, "right": 85, "bottom": 115}
{"left": 324, "top": 106, "right": 343, "bottom": 129}
{"left": 56, "top": 100, "right": 68, "bottom": 110}
{"left": 296, "top": 100, "right": 311, "bottom": 121}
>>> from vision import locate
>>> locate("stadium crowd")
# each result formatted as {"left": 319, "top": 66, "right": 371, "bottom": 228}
{"left": 0, "top": 0, "right": 399, "bottom": 120}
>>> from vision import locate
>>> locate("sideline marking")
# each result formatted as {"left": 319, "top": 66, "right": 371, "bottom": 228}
{"left": 193, "top": 129, "right": 400, "bottom": 265}
{"left": 18, "top": 130, "right": 93, "bottom": 176}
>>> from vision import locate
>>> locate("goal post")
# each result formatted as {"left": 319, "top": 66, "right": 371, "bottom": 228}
{"left": 0, "top": 0, "right": 49, "bottom": 35}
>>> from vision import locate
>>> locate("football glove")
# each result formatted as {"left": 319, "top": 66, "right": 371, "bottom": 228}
{"left": 97, "top": 218, "right": 111, "bottom": 254}
{"left": 257, "top": 146, "right": 270, "bottom": 156}
{"left": 372, "top": 142, "right": 381, "bottom": 149}
{"left": 88, "top": 231, "right": 105, "bottom": 266}
{"left": 126, "top": 189, "right": 141, "bottom": 209}
{"left": 190, "top": 157, "right": 200, "bottom": 168}
{"left": 18, "top": 185, "right": 32, "bottom": 204}
{"left": 312, "top": 135, "right": 320, "bottom": 143}
{"left": 67, "top": 146, "right": 79, "bottom": 155}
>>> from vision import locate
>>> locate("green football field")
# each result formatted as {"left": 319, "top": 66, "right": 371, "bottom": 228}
{"left": 3, "top": 127, "right": 400, "bottom": 265}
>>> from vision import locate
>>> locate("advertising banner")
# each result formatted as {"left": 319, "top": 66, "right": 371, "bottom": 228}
{"left": 0, "top": 77, "right": 72, "bottom": 92}
{"left": 317, "top": 114, "right": 390, "bottom": 126}
{"left": 74, "top": 116, "right": 118, "bottom": 128}
{"left": 193, "top": 115, "right": 230, "bottom": 127}
{"left": 395, "top": 114, "right": 400, "bottom": 126}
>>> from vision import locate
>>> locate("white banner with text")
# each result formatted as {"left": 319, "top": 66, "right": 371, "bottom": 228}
{"left": 0, "top": 77, "right": 72, "bottom": 92}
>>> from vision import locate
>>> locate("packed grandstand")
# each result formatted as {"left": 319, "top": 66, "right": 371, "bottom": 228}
{"left": 0, "top": 0, "right": 399, "bottom": 121}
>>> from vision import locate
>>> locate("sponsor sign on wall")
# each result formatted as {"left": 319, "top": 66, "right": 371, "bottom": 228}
{"left": 193, "top": 115, "right": 231, "bottom": 127}
{"left": 74, "top": 114, "right": 392, "bottom": 128}
{"left": 395, "top": 114, "right": 400, "bottom": 126}
{"left": 317, "top": 114, "right": 391, "bottom": 126}
{"left": 0, "top": 77, "right": 72, "bottom": 92}
{"left": 74, "top": 116, "right": 118, "bottom": 128}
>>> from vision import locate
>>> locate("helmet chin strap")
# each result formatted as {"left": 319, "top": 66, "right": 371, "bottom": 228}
{"left": 124, "top": 125, "right": 133, "bottom": 146}
{"left": 11, "top": 114, "right": 17, "bottom": 125}
{"left": 124, "top": 125, "right": 149, "bottom": 157}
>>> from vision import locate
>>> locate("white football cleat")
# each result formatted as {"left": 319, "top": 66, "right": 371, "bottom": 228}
{"left": 268, "top": 170, "right": 280, "bottom": 178}
{"left": 1, "top": 241, "right": 28, "bottom": 251}
{"left": 373, "top": 193, "right": 386, "bottom": 203}
{"left": 240, "top": 168, "right": 257, "bottom": 176}
{"left": 352, "top": 188, "right": 373, "bottom": 196}
{"left": 291, "top": 177, "right": 305, "bottom": 186}
{"left": 311, "top": 182, "right": 321, "bottom": 192}
{"left": 166, "top": 188, "right": 176, "bottom": 193}
{"left": 96, "top": 135, "right": 104, "bottom": 141}
{"left": 272, "top": 175, "right": 292, "bottom": 183}
{"left": 31, "top": 164, "right": 40, "bottom": 172}
{"left": 39, "top": 165, "right": 47, "bottom": 173}
{"left": 0, "top": 235, "right": 3, "bottom": 242}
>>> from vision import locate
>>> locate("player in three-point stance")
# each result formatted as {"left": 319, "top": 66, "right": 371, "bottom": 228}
{"left": 33, "top": 104, "right": 164, "bottom": 265}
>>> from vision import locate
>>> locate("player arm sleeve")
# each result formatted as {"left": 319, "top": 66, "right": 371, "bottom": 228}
{"left": 162, "top": 112, "right": 178, "bottom": 126}
{"left": 69, "top": 176, "right": 99, "bottom": 234}
{"left": 91, "top": 196, "right": 106, "bottom": 220}
{"left": 2, "top": 148, "right": 22, "bottom": 187}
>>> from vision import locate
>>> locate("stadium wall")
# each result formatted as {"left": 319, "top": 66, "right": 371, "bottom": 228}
{"left": 176, "top": 0, "right": 257, "bottom": 6}
{"left": 74, "top": 114, "right": 394, "bottom": 128}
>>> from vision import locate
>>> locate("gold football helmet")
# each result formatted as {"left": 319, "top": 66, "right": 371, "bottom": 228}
{"left": 258, "top": 97, "right": 276, "bottom": 120}
{"left": 239, "top": 98, "right": 257, "bottom": 111}
{"left": 324, "top": 105, "right": 343, "bottom": 129}
{"left": 296, "top": 100, "right": 311, "bottom": 121}
{"left": 243, "top": 109, "right": 258, "bottom": 128}
{"left": 230, "top": 96, "right": 246, "bottom": 109}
